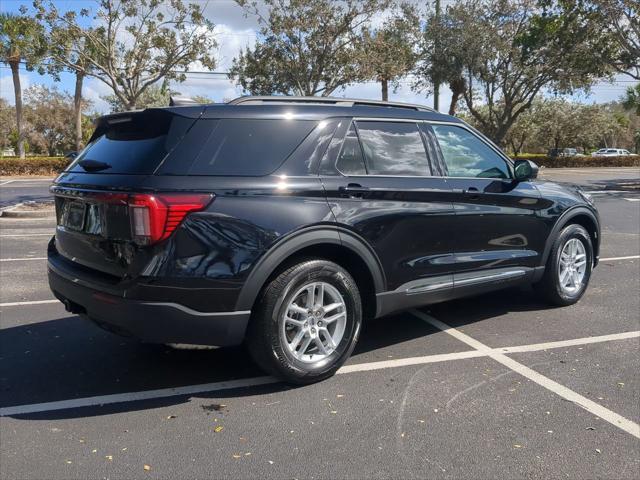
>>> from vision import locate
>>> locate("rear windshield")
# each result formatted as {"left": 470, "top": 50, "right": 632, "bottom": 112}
{"left": 66, "top": 110, "right": 195, "bottom": 174}
{"left": 158, "top": 118, "right": 316, "bottom": 176}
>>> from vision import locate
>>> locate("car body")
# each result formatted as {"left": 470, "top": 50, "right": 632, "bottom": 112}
{"left": 48, "top": 96, "right": 600, "bottom": 383}
{"left": 548, "top": 148, "right": 583, "bottom": 157}
{"left": 591, "top": 148, "right": 632, "bottom": 156}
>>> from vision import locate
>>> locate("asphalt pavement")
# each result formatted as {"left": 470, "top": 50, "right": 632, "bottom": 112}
{"left": 0, "top": 168, "right": 639, "bottom": 479}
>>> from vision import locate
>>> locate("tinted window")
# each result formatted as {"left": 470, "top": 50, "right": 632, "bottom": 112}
{"left": 432, "top": 125, "right": 511, "bottom": 179}
{"left": 67, "top": 111, "right": 194, "bottom": 174}
{"left": 356, "top": 121, "right": 430, "bottom": 176}
{"left": 161, "top": 119, "right": 315, "bottom": 176}
{"left": 336, "top": 125, "right": 367, "bottom": 175}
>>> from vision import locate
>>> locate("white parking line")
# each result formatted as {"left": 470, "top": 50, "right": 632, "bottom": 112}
{"left": 0, "top": 257, "right": 47, "bottom": 262}
{"left": 600, "top": 255, "right": 639, "bottom": 261}
{"left": 0, "top": 233, "right": 52, "bottom": 237}
{"left": 1, "top": 327, "right": 638, "bottom": 416}
{"left": 625, "top": 198, "right": 640, "bottom": 202}
{"left": 0, "top": 300, "right": 58, "bottom": 307}
{"left": 411, "top": 310, "right": 640, "bottom": 439}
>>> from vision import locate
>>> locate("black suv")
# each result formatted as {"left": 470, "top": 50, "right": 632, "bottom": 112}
{"left": 48, "top": 96, "right": 600, "bottom": 384}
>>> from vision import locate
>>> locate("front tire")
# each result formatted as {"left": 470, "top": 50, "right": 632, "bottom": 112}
{"left": 246, "top": 259, "right": 362, "bottom": 384}
{"left": 535, "top": 224, "right": 593, "bottom": 306}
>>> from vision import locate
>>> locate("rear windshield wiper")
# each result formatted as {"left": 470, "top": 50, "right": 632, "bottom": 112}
{"left": 78, "top": 159, "right": 112, "bottom": 172}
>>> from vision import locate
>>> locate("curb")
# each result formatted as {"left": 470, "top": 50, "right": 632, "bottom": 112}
{"left": 1, "top": 202, "right": 56, "bottom": 218}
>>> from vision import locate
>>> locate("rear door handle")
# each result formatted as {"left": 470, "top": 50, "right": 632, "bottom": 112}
{"left": 339, "top": 183, "right": 369, "bottom": 198}
{"left": 464, "top": 186, "right": 480, "bottom": 199}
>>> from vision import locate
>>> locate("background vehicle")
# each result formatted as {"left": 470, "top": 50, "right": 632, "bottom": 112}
{"left": 548, "top": 148, "right": 583, "bottom": 157}
{"left": 48, "top": 96, "right": 600, "bottom": 384}
{"left": 591, "top": 148, "right": 633, "bottom": 156}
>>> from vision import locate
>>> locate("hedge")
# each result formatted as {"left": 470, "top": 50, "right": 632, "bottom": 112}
{"left": 0, "top": 157, "right": 70, "bottom": 176}
{"left": 1, "top": 154, "right": 638, "bottom": 176}
{"left": 511, "top": 154, "right": 640, "bottom": 168}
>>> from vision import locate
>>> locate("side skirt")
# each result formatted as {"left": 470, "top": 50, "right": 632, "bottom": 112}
{"left": 375, "top": 266, "right": 542, "bottom": 318}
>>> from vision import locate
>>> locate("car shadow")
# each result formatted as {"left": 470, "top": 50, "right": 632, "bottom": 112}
{"left": 576, "top": 177, "right": 640, "bottom": 193}
{"left": 1, "top": 286, "right": 555, "bottom": 420}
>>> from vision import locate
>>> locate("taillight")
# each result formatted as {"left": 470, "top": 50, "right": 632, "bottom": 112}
{"left": 128, "top": 193, "right": 213, "bottom": 245}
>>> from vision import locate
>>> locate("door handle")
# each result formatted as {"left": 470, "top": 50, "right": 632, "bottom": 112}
{"left": 463, "top": 187, "right": 480, "bottom": 199}
{"left": 339, "top": 183, "right": 369, "bottom": 198}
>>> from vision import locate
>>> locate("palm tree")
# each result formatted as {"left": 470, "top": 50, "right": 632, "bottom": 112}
{"left": 0, "top": 13, "right": 46, "bottom": 158}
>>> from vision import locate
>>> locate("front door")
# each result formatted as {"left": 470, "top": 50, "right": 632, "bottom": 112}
{"left": 428, "top": 123, "right": 548, "bottom": 284}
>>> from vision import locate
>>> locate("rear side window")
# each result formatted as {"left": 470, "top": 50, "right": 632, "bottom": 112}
{"left": 67, "top": 110, "right": 194, "bottom": 174}
{"left": 432, "top": 124, "right": 511, "bottom": 179}
{"left": 336, "top": 125, "right": 367, "bottom": 175}
{"left": 160, "top": 119, "right": 316, "bottom": 176}
{"left": 356, "top": 121, "right": 430, "bottom": 176}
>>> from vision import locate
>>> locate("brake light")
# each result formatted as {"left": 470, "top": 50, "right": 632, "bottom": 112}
{"left": 128, "top": 193, "right": 213, "bottom": 245}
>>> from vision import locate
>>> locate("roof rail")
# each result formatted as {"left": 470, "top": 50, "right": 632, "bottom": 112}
{"left": 169, "top": 96, "right": 204, "bottom": 107}
{"left": 227, "top": 95, "right": 434, "bottom": 112}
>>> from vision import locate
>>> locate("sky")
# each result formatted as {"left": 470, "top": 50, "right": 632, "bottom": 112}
{"left": 0, "top": 0, "right": 636, "bottom": 113}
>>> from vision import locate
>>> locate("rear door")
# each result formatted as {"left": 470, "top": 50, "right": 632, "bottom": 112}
{"left": 428, "top": 122, "right": 547, "bottom": 282}
{"left": 320, "top": 119, "right": 455, "bottom": 297}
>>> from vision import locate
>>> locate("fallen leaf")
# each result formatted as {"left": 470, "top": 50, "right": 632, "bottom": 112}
{"left": 401, "top": 432, "right": 405, "bottom": 438}
{"left": 433, "top": 409, "right": 439, "bottom": 413}
{"left": 268, "top": 460, "right": 274, "bottom": 465}
{"left": 232, "top": 454, "right": 241, "bottom": 459}
{"left": 214, "top": 426, "right": 224, "bottom": 433}
{"left": 167, "top": 415, "right": 176, "bottom": 419}
{"left": 105, "top": 455, "right": 113, "bottom": 461}
{"left": 595, "top": 449, "right": 601, "bottom": 454}
{"left": 418, "top": 420, "right": 425, "bottom": 423}
{"left": 586, "top": 427, "right": 596, "bottom": 431}
{"left": 122, "top": 448, "right": 127, "bottom": 451}
{"left": 244, "top": 452, "right": 251, "bottom": 456}
{"left": 330, "top": 410, "right": 338, "bottom": 414}
{"left": 65, "top": 461, "right": 72, "bottom": 465}
{"left": 92, "top": 449, "right": 97, "bottom": 454}
{"left": 144, "top": 465, "right": 151, "bottom": 472}
{"left": 336, "top": 394, "right": 344, "bottom": 398}
{"left": 513, "top": 444, "right": 522, "bottom": 449}
{"left": 617, "top": 382, "right": 625, "bottom": 387}
{"left": 79, "top": 439, "right": 85, "bottom": 443}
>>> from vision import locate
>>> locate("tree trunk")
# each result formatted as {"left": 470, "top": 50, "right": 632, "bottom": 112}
{"left": 9, "top": 61, "right": 25, "bottom": 159}
{"left": 448, "top": 78, "right": 466, "bottom": 116}
{"left": 74, "top": 72, "right": 84, "bottom": 152}
{"left": 381, "top": 78, "right": 388, "bottom": 101}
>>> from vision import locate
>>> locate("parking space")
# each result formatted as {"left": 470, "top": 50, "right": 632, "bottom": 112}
{"left": 1, "top": 169, "right": 639, "bottom": 478}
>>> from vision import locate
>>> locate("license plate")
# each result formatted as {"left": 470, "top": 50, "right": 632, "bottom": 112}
{"left": 64, "top": 201, "right": 86, "bottom": 231}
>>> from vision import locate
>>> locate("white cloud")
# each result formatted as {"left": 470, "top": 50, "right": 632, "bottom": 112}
{"left": 0, "top": 73, "right": 30, "bottom": 104}
{"left": 82, "top": 78, "right": 113, "bottom": 113}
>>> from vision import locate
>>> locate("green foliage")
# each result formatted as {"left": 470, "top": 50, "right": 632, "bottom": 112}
{"left": 34, "top": 0, "right": 218, "bottom": 110}
{"left": 623, "top": 84, "right": 640, "bottom": 116}
{"left": 511, "top": 154, "right": 640, "bottom": 168}
{"left": 359, "top": 5, "right": 420, "bottom": 100}
{"left": 230, "top": 0, "right": 389, "bottom": 96}
{"left": 0, "top": 156, "right": 70, "bottom": 175}
{"left": 0, "top": 12, "right": 47, "bottom": 71}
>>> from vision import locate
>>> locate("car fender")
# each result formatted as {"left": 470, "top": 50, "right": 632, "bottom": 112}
{"left": 234, "top": 225, "right": 386, "bottom": 312}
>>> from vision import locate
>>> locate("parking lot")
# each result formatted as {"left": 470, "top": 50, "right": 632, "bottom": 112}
{"left": 1, "top": 168, "right": 639, "bottom": 479}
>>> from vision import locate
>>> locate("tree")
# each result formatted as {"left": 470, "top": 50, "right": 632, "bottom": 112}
{"left": 360, "top": 6, "right": 419, "bottom": 101}
{"left": 230, "top": 0, "right": 388, "bottom": 97}
{"left": 22, "top": 85, "right": 90, "bottom": 156}
{"left": 432, "top": 0, "right": 614, "bottom": 146}
{"left": 0, "top": 13, "right": 47, "bottom": 158}
{"left": 34, "top": 0, "right": 218, "bottom": 110}
{"left": 622, "top": 84, "right": 640, "bottom": 116}
{"left": 0, "top": 98, "right": 17, "bottom": 155}
{"left": 102, "top": 81, "right": 175, "bottom": 112}
{"left": 540, "top": 1, "right": 639, "bottom": 80}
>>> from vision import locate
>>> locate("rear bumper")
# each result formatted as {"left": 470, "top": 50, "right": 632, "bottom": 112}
{"left": 48, "top": 256, "right": 251, "bottom": 347}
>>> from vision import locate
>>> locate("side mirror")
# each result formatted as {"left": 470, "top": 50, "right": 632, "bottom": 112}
{"left": 514, "top": 159, "right": 538, "bottom": 181}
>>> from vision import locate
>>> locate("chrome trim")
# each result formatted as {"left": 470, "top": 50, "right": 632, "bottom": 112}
{"left": 406, "top": 280, "right": 453, "bottom": 294}
{"left": 139, "top": 302, "right": 251, "bottom": 317}
{"left": 454, "top": 269, "right": 527, "bottom": 287}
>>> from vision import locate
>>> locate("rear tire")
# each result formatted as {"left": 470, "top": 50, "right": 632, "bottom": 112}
{"left": 246, "top": 259, "right": 362, "bottom": 385}
{"left": 535, "top": 224, "right": 593, "bottom": 306}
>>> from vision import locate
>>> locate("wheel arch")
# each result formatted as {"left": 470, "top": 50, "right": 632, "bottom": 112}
{"left": 541, "top": 206, "right": 600, "bottom": 268}
{"left": 235, "top": 227, "right": 386, "bottom": 320}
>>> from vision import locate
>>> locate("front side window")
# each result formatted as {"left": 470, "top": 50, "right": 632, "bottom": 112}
{"left": 356, "top": 121, "right": 430, "bottom": 176}
{"left": 432, "top": 124, "right": 511, "bottom": 179}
